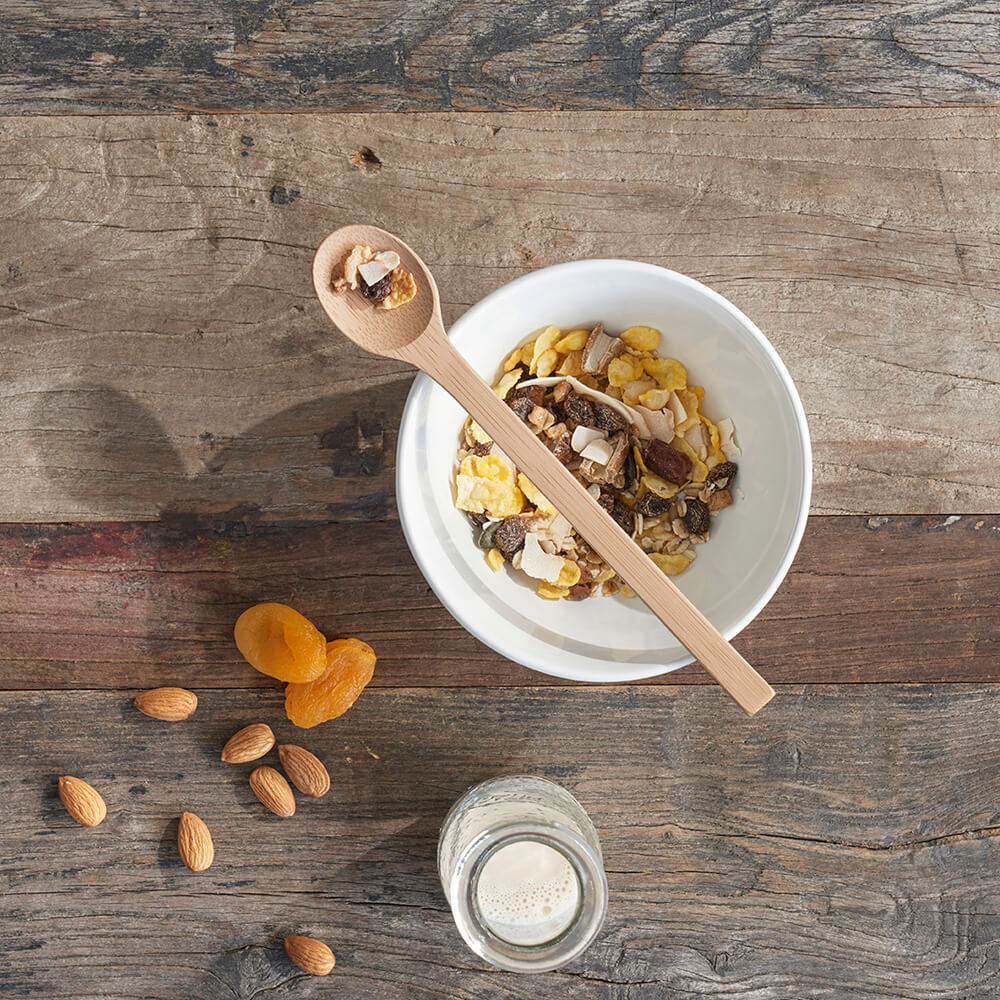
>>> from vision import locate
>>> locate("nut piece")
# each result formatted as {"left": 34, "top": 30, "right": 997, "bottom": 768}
{"left": 249, "top": 766, "right": 296, "bottom": 817}
{"left": 134, "top": 687, "right": 198, "bottom": 722}
{"left": 58, "top": 776, "right": 107, "bottom": 828}
{"left": 284, "top": 936, "right": 335, "bottom": 976}
{"left": 221, "top": 724, "right": 276, "bottom": 764}
{"left": 177, "top": 811, "right": 214, "bottom": 871}
{"left": 278, "top": 744, "right": 331, "bottom": 798}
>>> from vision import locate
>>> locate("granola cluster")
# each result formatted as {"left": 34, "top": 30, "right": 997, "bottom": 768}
{"left": 332, "top": 244, "right": 417, "bottom": 310}
{"left": 453, "top": 323, "right": 741, "bottom": 601}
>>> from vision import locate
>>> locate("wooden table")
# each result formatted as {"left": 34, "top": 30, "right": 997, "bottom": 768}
{"left": 3, "top": 3, "right": 1000, "bottom": 997}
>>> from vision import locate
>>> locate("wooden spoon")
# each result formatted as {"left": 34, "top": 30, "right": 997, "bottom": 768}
{"left": 313, "top": 225, "right": 774, "bottom": 715}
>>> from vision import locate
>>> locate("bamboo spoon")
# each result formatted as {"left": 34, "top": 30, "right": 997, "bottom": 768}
{"left": 313, "top": 225, "right": 774, "bottom": 715}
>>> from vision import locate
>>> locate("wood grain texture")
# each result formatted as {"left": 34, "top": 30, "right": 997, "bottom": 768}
{"left": 3, "top": 0, "right": 1000, "bottom": 113}
{"left": 3, "top": 110, "right": 999, "bottom": 520}
{"left": 4, "top": 684, "right": 1000, "bottom": 999}
{"left": 1, "top": 514, "right": 996, "bottom": 690}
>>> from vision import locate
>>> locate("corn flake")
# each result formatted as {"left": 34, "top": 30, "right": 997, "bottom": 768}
{"left": 555, "top": 329, "right": 589, "bottom": 352}
{"left": 607, "top": 355, "right": 644, "bottom": 387}
{"left": 650, "top": 551, "right": 694, "bottom": 576}
{"left": 641, "top": 474, "right": 679, "bottom": 499}
{"left": 535, "top": 348, "right": 560, "bottom": 378}
{"left": 621, "top": 326, "right": 661, "bottom": 352}
{"left": 537, "top": 582, "right": 571, "bottom": 600}
{"left": 643, "top": 357, "right": 686, "bottom": 391}
{"left": 343, "top": 245, "right": 375, "bottom": 289}
{"left": 557, "top": 559, "right": 581, "bottom": 588}
{"left": 503, "top": 348, "right": 523, "bottom": 373}
{"left": 671, "top": 436, "right": 709, "bottom": 482}
{"left": 493, "top": 368, "right": 522, "bottom": 400}
{"left": 381, "top": 267, "right": 418, "bottom": 310}
{"left": 456, "top": 454, "right": 523, "bottom": 517}
{"left": 529, "top": 326, "right": 560, "bottom": 373}
{"left": 517, "top": 473, "right": 557, "bottom": 515}
{"left": 637, "top": 387, "right": 671, "bottom": 410}
{"left": 622, "top": 376, "right": 657, "bottom": 406}
{"left": 485, "top": 548, "right": 505, "bottom": 571}
{"left": 557, "top": 349, "right": 584, "bottom": 376}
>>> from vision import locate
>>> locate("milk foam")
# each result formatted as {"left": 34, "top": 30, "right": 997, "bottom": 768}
{"left": 475, "top": 840, "right": 580, "bottom": 946}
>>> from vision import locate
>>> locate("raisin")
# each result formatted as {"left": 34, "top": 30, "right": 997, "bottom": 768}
{"left": 285, "top": 638, "right": 376, "bottom": 728}
{"left": 359, "top": 273, "right": 392, "bottom": 303}
{"left": 466, "top": 511, "right": 489, "bottom": 527}
{"left": 622, "top": 447, "right": 638, "bottom": 491}
{"left": 684, "top": 497, "right": 711, "bottom": 534}
{"left": 598, "top": 489, "right": 635, "bottom": 535}
{"left": 234, "top": 603, "right": 328, "bottom": 683}
{"left": 643, "top": 439, "right": 692, "bottom": 484}
{"left": 593, "top": 402, "right": 628, "bottom": 434}
{"left": 706, "top": 461, "right": 738, "bottom": 490}
{"left": 508, "top": 395, "right": 535, "bottom": 422}
{"left": 471, "top": 441, "right": 493, "bottom": 457}
{"left": 559, "top": 392, "right": 595, "bottom": 427}
{"left": 493, "top": 517, "right": 527, "bottom": 559}
{"left": 636, "top": 492, "right": 672, "bottom": 517}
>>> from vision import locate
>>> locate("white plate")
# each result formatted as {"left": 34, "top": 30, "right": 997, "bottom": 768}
{"left": 396, "top": 260, "right": 811, "bottom": 683}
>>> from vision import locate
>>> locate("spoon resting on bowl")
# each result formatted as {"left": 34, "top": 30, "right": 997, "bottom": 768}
{"left": 313, "top": 225, "right": 774, "bottom": 715}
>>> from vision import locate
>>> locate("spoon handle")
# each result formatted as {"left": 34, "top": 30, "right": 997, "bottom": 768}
{"left": 400, "top": 328, "right": 774, "bottom": 716}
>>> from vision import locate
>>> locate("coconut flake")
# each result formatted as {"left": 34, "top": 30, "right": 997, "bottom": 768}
{"left": 580, "top": 437, "right": 615, "bottom": 464}
{"left": 666, "top": 391, "right": 687, "bottom": 428}
{"left": 718, "top": 417, "right": 741, "bottom": 456}
{"left": 519, "top": 532, "right": 565, "bottom": 583}
{"left": 634, "top": 405, "right": 674, "bottom": 443}
{"left": 375, "top": 250, "right": 400, "bottom": 271}
{"left": 358, "top": 259, "right": 390, "bottom": 286}
{"left": 571, "top": 425, "right": 607, "bottom": 453}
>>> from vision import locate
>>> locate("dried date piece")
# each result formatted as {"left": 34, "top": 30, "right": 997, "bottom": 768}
{"left": 684, "top": 497, "right": 711, "bottom": 535}
{"left": 551, "top": 380, "right": 572, "bottom": 403}
{"left": 567, "top": 583, "right": 593, "bottom": 600}
{"left": 514, "top": 384, "right": 546, "bottom": 407}
{"left": 550, "top": 430, "right": 574, "bottom": 464}
{"left": 559, "top": 392, "right": 595, "bottom": 427}
{"left": 643, "top": 439, "right": 692, "bottom": 485}
{"left": 493, "top": 517, "right": 527, "bottom": 559}
{"left": 708, "top": 488, "right": 732, "bottom": 512}
{"left": 706, "top": 461, "right": 738, "bottom": 490}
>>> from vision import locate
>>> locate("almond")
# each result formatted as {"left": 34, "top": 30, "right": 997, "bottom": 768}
{"left": 278, "top": 744, "right": 330, "bottom": 798}
{"left": 284, "top": 936, "right": 335, "bottom": 976}
{"left": 134, "top": 687, "right": 198, "bottom": 721}
{"left": 58, "top": 776, "right": 107, "bottom": 827}
{"left": 177, "top": 811, "right": 214, "bottom": 871}
{"left": 221, "top": 723, "right": 275, "bottom": 764}
{"left": 249, "top": 766, "right": 295, "bottom": 817}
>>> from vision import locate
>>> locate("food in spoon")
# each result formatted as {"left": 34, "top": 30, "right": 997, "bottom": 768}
{"left": 453, "top": 323, "right": 741, "bottom": 600}
{"left": 333, "top": 244, "right": 417, "bottom": 310}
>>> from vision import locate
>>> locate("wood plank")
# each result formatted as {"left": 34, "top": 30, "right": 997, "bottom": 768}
{"left": 3, "top": 1, "right": 1000, "bottom": 113}
{"left": 1, "top": 514, "right": 996, "bottom": 690}
{"left": 3, "top": 111, "right": 1000, "bottom": 519}
{"left": 5, "top": 684, "right": 1000, "bottom": 998}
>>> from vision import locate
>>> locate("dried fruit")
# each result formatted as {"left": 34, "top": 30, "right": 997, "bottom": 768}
{"left": 134, "top": 687, "right": 198, "bottom": 722}
{"left": 278, "top": 744, "right": 331, "bottom": 798}
{"left": 285, "top": 638, "right": 377, "bottom": 729}
{"left": 643, "top": 439, "right": 692, "bottom": 485}
{"left": 592, "top": 401, "right": 628, "bottom": 434}
{"left": 234, "top": 603, "right": 327, "bottom": 683}
{"left": 684, "top": 497, "right": 711, "bottom": 535}
{"left": 58, "top": 776, "right": 106, "bottom": 828}
{"left": 359, "top": 272, "right": 392, "bottom": 303}
{"left": 635, "top": 492, "right": 672, "bottom": 517}
{"left": 221, "top": 723, "right": 276, "bottom": 764}
{"left": 493, "top": 517, "right": 527, "bottom": 559}
{"left": 249, "top": 765, "right": 296, "bottom": 817}
{"left": 708, "top": 488, "right": 733, "bottom": 512}
{"left": 558, "top": 391, "right": 595, "bottom": 427}
{"left": 597, "top": 490, "right": 635, "bottom": 535}
{"left": 284, "top": 936, "right": 335, "bottom": 976}
{"left": 177, "top": 812, "right": 214, "bottom": 871}
{"left": 706, "top": 461, "right": 738, "bottom": 490}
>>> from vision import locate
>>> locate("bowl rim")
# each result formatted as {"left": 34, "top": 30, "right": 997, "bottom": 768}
{"left": 395, "top": 258, "right": 813, "bottom": 682}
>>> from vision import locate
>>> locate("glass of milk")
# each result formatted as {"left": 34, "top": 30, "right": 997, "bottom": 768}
{"left": 437, "top": 775, "right": 607, "bottom": 972}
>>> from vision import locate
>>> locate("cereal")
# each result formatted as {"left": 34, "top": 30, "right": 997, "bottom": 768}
{"left": 452, "top": 323, "right": 741, "bottom": 600}
{"left": 620, "top": 326, "right": 661, "bottom": 352}
{"left": 382, "top": 266, "right": 417, "bottom": 310}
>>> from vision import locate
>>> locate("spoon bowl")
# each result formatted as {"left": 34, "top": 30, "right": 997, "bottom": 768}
{"left": 313, "top": 225, "right": 439, "bottom": 356}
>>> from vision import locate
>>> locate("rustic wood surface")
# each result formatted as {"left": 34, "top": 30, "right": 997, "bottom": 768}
{"left": 4, "top": 0, "right": 1000, "bottom": 113}
{"left": 4, "top": 110, "right": 1000, "bottom": 520}
{"left": 5, "top": 685, "right": 1000, "bottom": 999}
{"left": 5, "top": 4, "right": 1000, "bottom": 997}
{"left": 1, "top": 514, "right": 997, "bottom": 691}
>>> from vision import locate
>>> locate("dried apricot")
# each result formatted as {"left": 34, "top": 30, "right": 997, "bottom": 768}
{"left": 284, "top": 638, "right": 376, "bottom": 728}
{"left": 234, "top": 603, "right": 327, "bottom": 683}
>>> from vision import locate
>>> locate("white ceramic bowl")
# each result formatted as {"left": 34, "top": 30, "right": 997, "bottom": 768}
{"left": 396, "top": 260, "right": 811, "bottom": 683}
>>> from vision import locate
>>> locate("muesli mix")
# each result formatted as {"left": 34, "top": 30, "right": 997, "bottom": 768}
{"left": 332, "top": 244, "right": 418, "bottom": 310}
{"left": 453, "top": 323, "right": 741, "bottom": 601}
